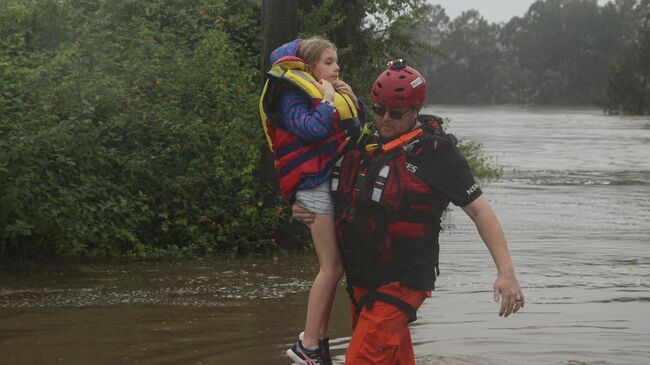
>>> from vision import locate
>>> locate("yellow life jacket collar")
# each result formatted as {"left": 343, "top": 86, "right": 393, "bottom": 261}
{"left": 269, "top": 59, "right": 358, "bottom": 122}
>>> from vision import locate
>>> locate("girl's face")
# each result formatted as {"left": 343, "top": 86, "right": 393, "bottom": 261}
{"left": 308, "top": 48, "right": 339, "bottom": 83}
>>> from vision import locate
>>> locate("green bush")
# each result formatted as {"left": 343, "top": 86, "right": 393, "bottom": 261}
{"left": 458, "top": 140, "right": 503, "bottom": 182}
{"left": 1, "top": 0, "right": 284, "bottom": 262}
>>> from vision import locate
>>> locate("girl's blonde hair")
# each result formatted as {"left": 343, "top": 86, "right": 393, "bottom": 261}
{"left": 297, "top": 37, "right": 337, "bottom": 68}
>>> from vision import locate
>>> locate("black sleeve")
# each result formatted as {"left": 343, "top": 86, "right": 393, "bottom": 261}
{"left": 412, "top": 136, "right": 482, "bottom": 207}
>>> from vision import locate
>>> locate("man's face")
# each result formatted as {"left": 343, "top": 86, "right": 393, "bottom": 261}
{"left": 372, "top": 104, "right": 418, "bottom": 140}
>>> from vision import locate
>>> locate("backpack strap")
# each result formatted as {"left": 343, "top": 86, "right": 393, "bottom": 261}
{"left": 345, "top": 285, "right": 418, "bottom": 324}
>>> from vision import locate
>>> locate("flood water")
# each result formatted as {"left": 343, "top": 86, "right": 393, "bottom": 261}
{"left": 1, "top": 106, "right": 649, "bottom": 365}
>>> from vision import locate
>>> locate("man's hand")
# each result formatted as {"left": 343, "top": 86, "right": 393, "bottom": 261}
{"left": 292, "top": 203, "right": 316, "bottom": 225}
{"left": 494, "top": 274, "right": 525, "bottom": 317}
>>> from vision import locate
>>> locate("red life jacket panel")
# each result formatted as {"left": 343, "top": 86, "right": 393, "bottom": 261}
{"left": 333, "top": 117, "right": 450, "bottom": 291}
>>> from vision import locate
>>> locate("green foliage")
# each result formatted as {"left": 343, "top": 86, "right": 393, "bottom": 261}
{"left": 500, "top": 0, "right": 617, "bottom": 104}
{"left": 433, "top": 119, "right": 502, "bottom": 181}
{"left": 426, "top": 9, "right": 501, "bottom": 104}
{"left": 0, "top": 0, "right": 283, "bottom": 262}
{"left": 297, "top": 0, "right": 433, "bottom": 104}
{"left": 598, "top": 1, "right": 650, "bottom": 114}
{"left": 457, "top": 141, "right": 503, "bottom": 182}
{"left": 415, "top": 0, "right": 648, "bottom": 107}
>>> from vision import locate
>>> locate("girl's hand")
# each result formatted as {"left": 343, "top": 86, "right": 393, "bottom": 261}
{"left": 313, "top": 79, "right": 336, "bottom": 102}
{"left": 334, "top": 80, "right": 359, "bottom": 108}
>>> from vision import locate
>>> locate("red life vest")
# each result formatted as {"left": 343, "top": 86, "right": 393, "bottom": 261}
{"left": 259, "top": 57, "right": 359, "bottom": 202}
{"left": 333, "top": 117, "right": 449, "bottom": 291}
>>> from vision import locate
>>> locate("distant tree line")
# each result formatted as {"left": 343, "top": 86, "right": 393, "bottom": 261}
{"left": 414, "top": 0, "right": 650, "bottom": 114}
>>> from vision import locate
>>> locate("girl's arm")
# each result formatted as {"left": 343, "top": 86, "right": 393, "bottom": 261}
{"left": 279, "top": 90, "right": 337, "bottom": 143}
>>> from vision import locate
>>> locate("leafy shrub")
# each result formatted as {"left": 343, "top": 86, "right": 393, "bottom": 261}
{"left": 1, "top": 0, "right": 284, "bottom": 262}
{"left": 458, "top": 141, "right": 503, "bottom": 182}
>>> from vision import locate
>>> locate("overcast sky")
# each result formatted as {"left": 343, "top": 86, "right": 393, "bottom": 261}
{"left": 429, "top": 0, "right": 610, "bottom": 23}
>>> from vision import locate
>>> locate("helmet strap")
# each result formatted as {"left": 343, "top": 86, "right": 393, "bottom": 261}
{"left": 408, "top": 110, "right": 420, "bottom": 131}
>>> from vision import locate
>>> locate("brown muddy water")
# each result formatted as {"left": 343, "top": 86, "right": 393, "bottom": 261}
{"left": 1, "top": 107, "right": 649, "bottom": 365}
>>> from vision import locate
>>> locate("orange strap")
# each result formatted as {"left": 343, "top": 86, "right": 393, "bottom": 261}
{"left": 381, "top": 128, "right": 424, "bottom": 152}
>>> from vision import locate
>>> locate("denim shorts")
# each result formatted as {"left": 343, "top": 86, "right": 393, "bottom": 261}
{"left": 295, "top": 179, "right": 334, "bottom": 215}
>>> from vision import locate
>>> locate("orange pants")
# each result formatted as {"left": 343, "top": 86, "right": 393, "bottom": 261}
{"left": 344, "top": 283, "right": 428, "bottom": 365}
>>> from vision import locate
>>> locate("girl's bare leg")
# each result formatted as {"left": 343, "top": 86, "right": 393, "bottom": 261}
{"left": 302, "top": 213, "right": 343, "bottom": 348}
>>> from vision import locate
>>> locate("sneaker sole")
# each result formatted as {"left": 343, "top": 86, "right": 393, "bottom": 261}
{"left": 286, "top": 348, "right": 307, "bottom": 364}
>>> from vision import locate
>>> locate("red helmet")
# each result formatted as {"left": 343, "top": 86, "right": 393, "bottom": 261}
{"left": 371, "top": 59, "right": 426, "bottom": 110}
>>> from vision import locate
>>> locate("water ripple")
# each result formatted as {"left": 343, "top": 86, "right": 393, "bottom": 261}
{"left": 504, "top": 169, "right": 650, "bottom": 186}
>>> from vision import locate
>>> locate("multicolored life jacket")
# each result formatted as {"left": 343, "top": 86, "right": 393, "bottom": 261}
{"left": 332, "top": 116, "right": 450, "bottom": 292}
{"left": 259, "top": 56, "right": 359, "bottom": 202}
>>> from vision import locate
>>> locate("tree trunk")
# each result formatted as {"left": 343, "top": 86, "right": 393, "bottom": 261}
{"left": 259, "top": 0, "right": 298, "bottom": 236}
{"left": 639, "top": 72, "right": 648, "bottom": 115}
{"left": 261, "top": 0, "right": 298, "bottom": 83}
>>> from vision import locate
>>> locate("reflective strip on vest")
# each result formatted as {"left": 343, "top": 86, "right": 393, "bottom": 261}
{"left": 371, "top": 165, "right": 390, "bottom": 202}
{"left": 331, "top": 157, "right": 344, "bottom": 192}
